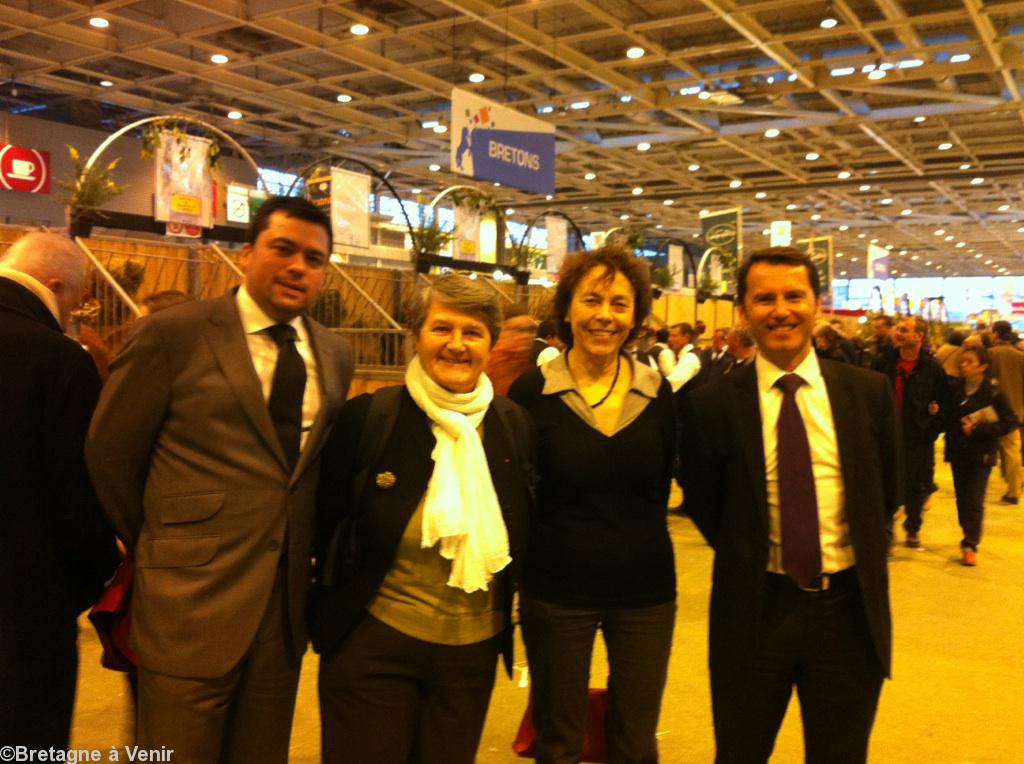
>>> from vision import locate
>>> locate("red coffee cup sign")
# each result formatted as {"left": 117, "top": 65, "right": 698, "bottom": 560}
{"left": 0, "top": 145, "right": 51, "bottom": 194}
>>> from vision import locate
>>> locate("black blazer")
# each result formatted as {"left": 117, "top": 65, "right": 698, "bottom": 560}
{"left": 944, "top": 377, "right": 1018, "bottom": 466}
{"left": 680, "top": 359, "right": 901, "bottom": 681}
{"left": 311, "top": 387, "right": 534, "bottom": 675}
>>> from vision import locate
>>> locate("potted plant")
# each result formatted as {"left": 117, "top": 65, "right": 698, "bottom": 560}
{"left": 411, "top": 212, "right": 454, "bottom": 262}
{"left": 58, "top": 145, "right": 125, "bottom": 238}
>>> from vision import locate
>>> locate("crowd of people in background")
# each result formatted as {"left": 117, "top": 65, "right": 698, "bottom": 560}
{"left": 6, "top": 206, "right": 1024, "bottom": 764}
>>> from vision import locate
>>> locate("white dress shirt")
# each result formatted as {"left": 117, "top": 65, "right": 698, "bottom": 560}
{"left": 236, "top": 286, "right": 321, "bottom": 452}
{"left": 656, "top": 345, "right": 677, "bottom": 378}
{"left": 755, "top": 350, "right": 855, "bottom": 574}
{"left": 666, "top": 344, "right": 701, "bottom": 392}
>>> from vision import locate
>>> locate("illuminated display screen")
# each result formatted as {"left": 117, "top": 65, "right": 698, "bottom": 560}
{"left": 833, "top": 277, "right": 1024, "bottom": 325}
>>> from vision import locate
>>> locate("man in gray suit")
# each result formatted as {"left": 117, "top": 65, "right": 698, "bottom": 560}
{"left": 87, "top": 196, "right": 353, "bottom": 763}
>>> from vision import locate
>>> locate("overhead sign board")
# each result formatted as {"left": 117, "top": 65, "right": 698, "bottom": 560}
{"left": 867, "top": 243, "right": 890, "bottom": 279}
{"left": 0, "top": 144, "right": 51, "bottom": 194}
{"left": 451, "top": 88, "right": 555, "bottom": 195}
{"left": 770, "top": 220, "right": 792, "bottom": 247}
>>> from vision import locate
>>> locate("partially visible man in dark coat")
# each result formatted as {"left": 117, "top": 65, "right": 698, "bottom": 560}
{"left": 0, "top": 232, "right": 120, "bottom": 747}
{"left": 681, "top": 247, "right": 900, "bottom": 763}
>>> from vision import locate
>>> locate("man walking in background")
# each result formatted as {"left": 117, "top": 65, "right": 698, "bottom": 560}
{"left": 987, "top": 320, "right": 1024, "bottom": 504}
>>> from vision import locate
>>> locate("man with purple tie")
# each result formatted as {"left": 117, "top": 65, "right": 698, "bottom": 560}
{"left": 680, "top": 247, "right": 901, "bottom": 763}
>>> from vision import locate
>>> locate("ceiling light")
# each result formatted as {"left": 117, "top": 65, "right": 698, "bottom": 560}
{"left": 350, "top": 23, "right": 370, "bottom": 35}
{"left": 934, "top": 229, "right": 945, "bottom": 235}
{"left": 975, "top": 253, "right": 984, "bottom": 258}
{"left": 880, "top": 198, "right": 893, "bottom": 205}
{"left": 901, "top": 209, "right": 912, "bottom": 216}
{"left": 632, "top": 186, "right": 644, "bottom": 195}
{"left": 820, "top": 1, "right": 839, "bottom": 29}
{"left": 99, "top": 80, "right": 114, "bottom": 88}
{"left": 900, "top": 250, "right": 908, "bottom": 255}
{"left": 468, "top": 72, "right": 485, "bottom": 83}
{"left": 762, "top": 229, "right": 771, "bottom": 236}
{"left": 494, "top": 182, "right": 501, "bottom": 186}
{"left": 870, "top": 238, "right": 879, "bottom": 244}
{"left": 840, "top": 270, "right": 847, "bottom": 276}
{"left": 786, "top": 203, "right": 798, "bottom": 210}
{"left": 938, "top": 142, "right": 953, "bottom": 150}
{"left": 411, "top": 188, "right": 422, "bottom": 194}
{"left": 89, "top": 17, "right": 110, "bottom": 29}
{"left": 831, "top": 67, "right": 855, "bottom": 77}
{"left": 839, "top": 225, "right": 849, "bottom": 231}
{"left": 637, "top": 142, "right": 651, "bottom": 151}
{"left": 337, "top": 94, "right": 353, "bottom": 103}
{"left": 620, "top": 214, "right": 630, "bottom": 220}
{"left": 858, "top": 233, "right": 866, "bottom": 238}
{"left": 764, "top": 128, "right": 780, "bottom": 138}
{"left": 227, "top": 110, "right": 242, "bottom": 120}
{"left": 506, "top": 208, "right": 515, "bottom": 215}
{"left": 985, "top": 259, "right": 993, "bottom": 264}
{"left": 210, "top": 54, "right": 229, "bottom": 64}
{"left": 688, "top": 163, "right": 700, "bottom": 172}
{"left": 899, "top": 59, "right": 924, "bottom": 69}
{"left": 1018, "top": 226, "right": 1024, "bottom": 233}
{"left": 570, "top": 100, "right": 590, "bottom": 110}
{"left": 925, "top": 261, "right": 932, "bottom": 266}
{"left": 811, "top": 213, "right": 822, "bottom": 220}
{"left": 911, "top": 255, "right": 919, "bottom": 260}
{"left": 537, "top": 105, "right": 554, "bottom": 114}
{"left": 971, "top": 177, "right": 985, "bottom": 185}
{"left": 663, "top": 199, "right": 674, "bottom": 206}
{"left": 788, "top": 73, "right": 798, "bottom": 82}
{"left": 950, "top": 53, "right": 972, "bottom": 64}
{"left": 620, "top": 95, "right": 633, "bottom": 103}
{"left": 805, "top": 152, "right": 820, "bottom": 161}
{"left": 867, "top": 69, "right": 886, "bottom": 80}
{"left": 433, "top": 125, "right": 448, "bottom": 134}
{"left": 755, "top": 191, "right": 767, "bottom": 199}
{"left": 655, "top": 224, "right": 663, "bottom": 229}
{"left": 698, "top": 91, "right": 712, "bottom": 100}
{"left": 729, "top": 179, "right": 742, "bottom": 188}
{"left": 584, "top": 172, "right": 596, "bottom": 180}
{"left": 956, "top": 242, "right": 966, "bottom": 248}
{"left": 859, "top": 184, "right": 871, "bottom": 191}
{"left": 837, "top": 170, "right": 851, "bottom": 179}
{"left": 851, "top": 256, "right": 860, "bottom": 262}
{"left": 546, "top": 194, "right": 554, "bottom": 200}
{"left": 421, "top": 120, "right": 438, "bottom": 129}
{"left": 429, "top": 163, "right": 441, "bottom": 172}
{"left": 960, "top": 163, "right": 971, "bottom": 170}
{"left": 626, "top": 46, "right": 645, "bottom": 59}
{"left": 913, "top": 116, "right": 927, "bottom": 123}
{"left": 999, "top": 204, "right": 1010, "bottom": 211}
{"left": 836, "top": 251, "right": 844, "bottom": 257}
{"left": 945, "top": 235, "right": 955, "bottom": 241}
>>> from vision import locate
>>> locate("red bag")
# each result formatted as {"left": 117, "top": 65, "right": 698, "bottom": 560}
{"left": 87, "top": 557, "right": 137, "bottom": 672}
{"left": 513, "top": 688, "right": 609, "bottom": 762}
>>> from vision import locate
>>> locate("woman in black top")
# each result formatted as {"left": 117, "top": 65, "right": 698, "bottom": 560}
{"left": 944, "top": 345, "right": 1018, "bottom": 566}
{"left": 509, "top": 245, "right": 676, "bottom": 763}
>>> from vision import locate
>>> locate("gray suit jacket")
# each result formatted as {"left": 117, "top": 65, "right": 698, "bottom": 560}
{"left": 87, "top": 293, "right": 353, "bottom": 678}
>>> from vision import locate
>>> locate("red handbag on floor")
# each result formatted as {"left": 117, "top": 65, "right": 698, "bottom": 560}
{"left": 513, "top": 688, "right": 609, "bottom": 763}
{"left": 87, "top": 556, "right": 137, "bottom": 671}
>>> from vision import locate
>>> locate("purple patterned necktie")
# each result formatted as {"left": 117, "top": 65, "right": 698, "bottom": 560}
{"left": 774, "top": 373, "right": 822, "bottom": 588}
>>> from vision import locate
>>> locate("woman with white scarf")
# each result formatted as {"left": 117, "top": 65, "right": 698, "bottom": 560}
{"left": 312, "top": 274, "right": 534, "bottom": 764}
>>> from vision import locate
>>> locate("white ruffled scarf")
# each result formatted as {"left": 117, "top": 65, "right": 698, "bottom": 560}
{"left": 405, "top": 355, "right": 511, "bottom": 593}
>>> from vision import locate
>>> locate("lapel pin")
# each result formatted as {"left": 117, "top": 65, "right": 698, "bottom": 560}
{"left": 375, "top": 471, "right": 397, "bottom": 489}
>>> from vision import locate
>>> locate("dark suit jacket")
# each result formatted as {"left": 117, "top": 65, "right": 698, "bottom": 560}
{"left": 311, "top": 387, "right": 534, "bottom": 675}
{"left": 680, "top": 359, "right": 900, "bottom": 682}
{"left": 87, "top": 292, "right": 352, "bottom": 678}
{"left": 0, "top": 278, "right": 119, "bottom": 745}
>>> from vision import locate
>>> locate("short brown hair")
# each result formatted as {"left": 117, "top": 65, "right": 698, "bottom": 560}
{"left": 736, "top": 247, "right": 821, "bottom": 304}
{"left": 552, "top": 244, "right": 651, "bottom": 348}
{"left": 410, "top": 273, "right": 503, "bottom": 347}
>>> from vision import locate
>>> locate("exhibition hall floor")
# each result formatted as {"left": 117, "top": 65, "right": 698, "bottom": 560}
{"left": 71, "top": 453, "right": 1024, "bottom": 763}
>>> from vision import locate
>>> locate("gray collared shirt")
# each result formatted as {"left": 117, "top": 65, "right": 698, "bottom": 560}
{"left": 540, "top": 352, "right": 663, "bottom": 436}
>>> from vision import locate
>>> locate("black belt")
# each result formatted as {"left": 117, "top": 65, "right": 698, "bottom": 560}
{"left": 766, "top": 566, "right": 857, "bottom": 593}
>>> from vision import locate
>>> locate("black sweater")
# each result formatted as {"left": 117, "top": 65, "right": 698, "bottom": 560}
{"left": 943, "top": 377, "right": 1018, "bottom": 466}
{"left": 508, "top": 367, "right": 677, "bottom": 608}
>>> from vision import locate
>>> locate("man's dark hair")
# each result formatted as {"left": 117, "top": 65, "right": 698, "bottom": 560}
{"left": 992, "top": 320, "right": 1015, "bottom": 342}
{"left": 672, "top": 322, "right": 695, "bottom": 340}
{"left": 873, "top": 314, "right": 895, "bottom": 328}
{"left": 947, "top": 329, "right": 967, "bottom": 347}
{"left": 736, "top": 247, "right": 821, "bottom": 304}
{"left": 246, "top": 196, "right": 333, "bottom": 250}
{"left": 655, "top": 327, "right": 669, "bottom": 343}
{"left": 552, "top": 244, "right": 652, "bottom": 348}
{"left": 537, "top": 319, "right": 560, "bottom": 339}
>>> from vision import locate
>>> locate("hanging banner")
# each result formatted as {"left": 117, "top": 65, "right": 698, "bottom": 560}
{"left": 226, "top": 183, "right": 254, "bottom": 224}
{"left": 770, "top": 220, "right": 792, "bottom": 248}
{"left": 454, "top": 205, "right": 481, "bottom": 261}
{"left": 329, "top": 167, "right": 371, "bottom": 250}
{"left": 154, "top": 132, "right": 213, "bottom": 229}
{"left": 668, "top": 244, "right": 684, "bottom": 290}
{"left": 546, "top": 215, "right": 568, "bottom": 274}
{"left": 0, "top": 144, "right": 51, "bottom": 194}
{"left": 700, "top": 208, "right": 742, "bottom": 293}
{"left": 867, "top": 243, "right": 890, "bottom": 279}
{"left": 798, "top": 235, "right": 834, "bottom": 308}
{"left": 306, "top": 171, "right": 332, "bottom": 217}
{"left": 451, "top": 88, "right": 555, "bottom": 195}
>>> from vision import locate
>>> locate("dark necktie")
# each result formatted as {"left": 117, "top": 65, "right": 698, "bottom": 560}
{"left": 774, "top": 373, "right": 822, "bottom": 588}
{"left": 266, "top": 323, "right": 306, "bottom": 471}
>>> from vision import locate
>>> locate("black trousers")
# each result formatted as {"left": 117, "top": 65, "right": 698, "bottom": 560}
{"left": 951, "top": 460, "right": 991, "bottom": 550}
{"left": 903, "top": 443, "right": 936, "bottom": 534}
{"left": 318, "top": 615, "right": 499, "bottom": 764}
{"left": 519, "top": 597, "right": 675, "bottom": 764}
{"left": 711, "top": 570, "right": 885, "bottom": 764}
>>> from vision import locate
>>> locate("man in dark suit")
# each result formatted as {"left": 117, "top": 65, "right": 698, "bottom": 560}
{"left": 681, "top": 247, "right": 900, "bottom": 763}
{"left": 0, "top": 232, "right": 119, "bottom": 748}
{"left": 87, "top": 197, "right": 353, "bottom": 763}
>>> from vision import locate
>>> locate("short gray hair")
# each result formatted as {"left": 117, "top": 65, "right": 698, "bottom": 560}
{"left": 1, "top": 232, "right": 89, "bottom": 294}
{"left": 409, "top": 273, "right": 503, "bottom": 346}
